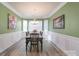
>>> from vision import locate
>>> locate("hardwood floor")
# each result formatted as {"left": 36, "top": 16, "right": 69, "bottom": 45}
{"left": 1, "top": 37, "right": 65, "bottom": 56}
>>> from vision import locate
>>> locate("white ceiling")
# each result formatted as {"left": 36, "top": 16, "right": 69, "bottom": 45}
{"left": 4, "top": 2, "right": 65, "bottom": 19}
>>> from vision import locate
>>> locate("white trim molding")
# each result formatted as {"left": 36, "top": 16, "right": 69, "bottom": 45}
{"left": 48, "top": 2, "right": 67, "bottom": 18}
{"left": 1, "top": 2, "right": 22, "bottom": 17}
{"left": 0, "top": 31, "right": 24, "bottom": 53}
{"left": 48, "top": 31, "right": 79, "bottom": 56}
{"left": 0, "top": 2, "right": 67, "bottom": 19}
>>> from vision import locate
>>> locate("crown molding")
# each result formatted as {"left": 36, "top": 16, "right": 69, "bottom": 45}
{"left": 1, "top": 2, "right": 22, "bottom": 18}
{"left": 1, "top": 2, "right": 67, "bottom": 19}
{"left": 48, "top": 2, "right": 67, "bottom": 18}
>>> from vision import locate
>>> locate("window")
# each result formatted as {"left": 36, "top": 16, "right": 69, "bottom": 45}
{"left": 44, "top": 20, "right": 48, "bottom": 32}
{"left": 23, "top": 20, "right": 27, "bottom": 32}
{"left": 29, "top": 21, "right": 42, "bottom": 32}
{"left": 23, "top": 19, "right": 48, "bottom": 32}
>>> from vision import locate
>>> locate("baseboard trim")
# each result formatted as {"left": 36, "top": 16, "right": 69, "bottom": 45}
{"left": 50, "top": 41, "right": 67, "bottom": 56}
{"left": 0, "top": 39, "right": 22, "bottom": 56}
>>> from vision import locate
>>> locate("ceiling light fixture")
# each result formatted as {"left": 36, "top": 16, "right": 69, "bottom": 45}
{"left": 31, "top": 18, "right": 39, "bottom": 25}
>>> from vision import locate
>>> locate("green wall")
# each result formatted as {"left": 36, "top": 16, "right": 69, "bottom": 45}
{"left": 48, "top": 2, "right": 79, "bottom": 37}
{"left": 0, "top": 3, "right": 22, "bottom": 34}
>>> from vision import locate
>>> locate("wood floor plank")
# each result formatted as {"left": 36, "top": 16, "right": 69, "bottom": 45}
{"left": 0, "top": 38, "right": 65, "bottom": 56}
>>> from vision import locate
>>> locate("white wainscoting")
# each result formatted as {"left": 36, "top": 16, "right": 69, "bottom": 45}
{"left": 47, "top": 31, "right": 79, "bottom": 56}
{"left": 0, "top": 31, "right": 24, "bottom": 53}
{"left": 0, "top": 31, "right": 79, "bottom": 56}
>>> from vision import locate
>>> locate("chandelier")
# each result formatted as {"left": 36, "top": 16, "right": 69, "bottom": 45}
{"left": 31, "top": 18, "right": 39, "bottom": 25}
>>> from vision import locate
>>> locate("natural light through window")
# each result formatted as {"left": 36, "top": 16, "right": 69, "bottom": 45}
{"left": 44, "top": 20, "right": 48, "bottom": 32}
{"left": 23, "top": 20, "right": 27, "bottom": 32}
{"left": 29, "top": 21, "right": 42, "bottom": 32}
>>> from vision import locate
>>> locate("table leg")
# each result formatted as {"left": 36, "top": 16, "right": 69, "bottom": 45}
{"left": 37, "top": 41, "right": 39, "bottom": 52}
{"left": 41, "top": 39, "right": 43, "bottom": 51}
{"left": 26, "top": 40, "right": 29, "bottom": 54}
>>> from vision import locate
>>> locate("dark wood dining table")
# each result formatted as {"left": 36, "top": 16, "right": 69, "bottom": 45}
{"left": 25, "top": 33, "right": 43, "bottom": 52}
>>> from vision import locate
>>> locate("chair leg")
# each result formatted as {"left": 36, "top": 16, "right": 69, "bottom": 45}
{"left": 41, "top": 40, "right": 43, "bottom": 52}
{"left": 37, "top": 42, "right": 39, "bottom": 52}
{"left": 26, "top": 45, "right": 27, "bottom": 54}
{"left": 30, "top": 43, "right": 32, "bottom": 52}
{"left": 26, "top": 41, "right": 28, "bottom": 54}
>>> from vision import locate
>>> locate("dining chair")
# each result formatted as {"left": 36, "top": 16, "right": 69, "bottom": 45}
{"left": 26, "top": 31, "right": 29, "bottom": 36}
{"left": 30, "top": 33, "right": 39, "bottom": 52}
{"left": 40, "top": 31, "right": 43, "bottom": 36}
{"left": 25, "top": 31, "right": 30, "bottom": 53}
